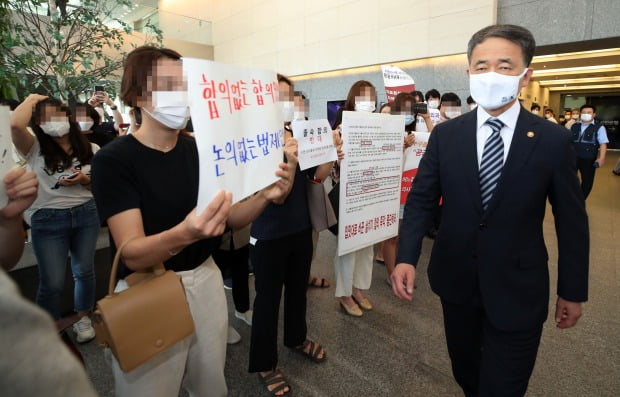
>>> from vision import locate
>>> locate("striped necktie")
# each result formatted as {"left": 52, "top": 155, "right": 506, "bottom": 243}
{"left": 479, "top": 118, "right": 505, "bottom": 210}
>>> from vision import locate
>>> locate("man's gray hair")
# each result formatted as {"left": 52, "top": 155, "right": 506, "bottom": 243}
{"left": 467, "top": 24, "right": 536, "bottom": 67}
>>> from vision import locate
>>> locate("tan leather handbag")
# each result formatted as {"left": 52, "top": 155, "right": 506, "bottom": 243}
{"left": 92, "top": 240, "right": 195, "bottom": 372}
{"left": 307, "top": 178, "right": 337, "bottom": 232}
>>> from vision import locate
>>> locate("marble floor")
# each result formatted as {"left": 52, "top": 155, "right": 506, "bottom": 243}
{"left": 74, "top": 152, "right": 620, "bottom": 396}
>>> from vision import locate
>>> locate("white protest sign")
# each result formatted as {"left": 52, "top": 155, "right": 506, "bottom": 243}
{"left": 338, "top": 111, "right": 404, "bottom": 256}
{"left": 0, "top": 106, "right": 13, "bottom": 208}
{"left": 381, "top": 65, "right": 415, "bottom": 103}
{"left": 403, "top": 131, "right": 430, "bottom": 172}
{"left": 400, "top": 131, "right": 430, "bottom": 205}
{"left": 291, "top": 119, "right": 337, "bottom": 171}
{"left": 183, "top": 58, "right": 284, "bottom": 213}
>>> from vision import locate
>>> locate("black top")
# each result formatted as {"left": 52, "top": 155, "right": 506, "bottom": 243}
{"left": 91, "top": 134, "right": 220, "bottom": 278}
{"left": 250, "top": 164, "right": 314, "bottom": 241}
{"left": 86, "top": 122, "right": 118, "bottom": 147}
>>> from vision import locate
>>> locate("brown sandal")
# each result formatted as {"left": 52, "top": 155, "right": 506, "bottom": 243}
{"left": 293, "top": 339, "right": 327, "bottom": 363}
{"left": 258, "top": 369, "right": 292, "bottom": 396}
{"left": 308, "top": 276, "right": 330, "bottom": 288}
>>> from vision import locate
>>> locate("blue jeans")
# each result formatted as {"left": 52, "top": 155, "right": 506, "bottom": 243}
{"left": 31, "top": 199, "right": 100, "bottom": 320}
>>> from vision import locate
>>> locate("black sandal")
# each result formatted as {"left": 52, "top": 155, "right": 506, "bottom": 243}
{"left": 258, "top": 369, "right": 292, "bottom": 396}
{"left": 293, "top": 339, "right": 327, "bottom": 363}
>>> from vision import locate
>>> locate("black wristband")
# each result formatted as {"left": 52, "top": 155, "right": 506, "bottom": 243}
{"left": 110, "top": 105, "right": 118, "bottom": 110}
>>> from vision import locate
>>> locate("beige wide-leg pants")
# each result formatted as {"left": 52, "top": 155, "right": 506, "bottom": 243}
{"left": 108, "top": 258, "right": 228, "bottom": 397}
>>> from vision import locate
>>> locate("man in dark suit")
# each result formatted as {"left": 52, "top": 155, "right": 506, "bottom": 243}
{"left": 392, "top": 24, "right": 589, "bottom": 397}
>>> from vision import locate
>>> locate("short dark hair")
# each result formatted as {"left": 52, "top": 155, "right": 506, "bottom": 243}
{"left": 392, "top": 92, "right": 415, "bottom": 113}
{"left": 440, "top": 92, "right": 461, "bottom": 106}
{"left": 580, "top": 104, "right": 596, "bottom": 113}
{"left": 392, "top": 93, "right": 416, "bottom": 132}
{"left": 466, "top": 95, "right": 475, "bottom": 105}
{"left": 467, "top": 24, "right": 536, "bottom": 67}
{"left": 411, "top": 90, "right": 424, "bottom": 103}
{"left": 121, "top": 46, "right": 182, "bottom": 108}
{"left": 425, "top": 89, "right": 440, "bottom": 101}
{"left": 530, "top": 103, "right": 540, "bottom": 111}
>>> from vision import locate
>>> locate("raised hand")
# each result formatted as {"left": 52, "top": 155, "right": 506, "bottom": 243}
{"left": 1, "top": 168, "right": 38, "bottom": 220}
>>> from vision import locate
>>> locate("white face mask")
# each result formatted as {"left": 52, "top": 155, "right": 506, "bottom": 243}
{"left": 293, "top": 110, "right": 306, "bottom": 121}
{"left": 531, "top": 110, "right": 539, "bottom": 115}
{"left": 78, "top": 120, "right": 94, "bottom": 131}
{"left": 40, "top": 120, "right": 70, "bottom": 137}
{"left": 279, "top": 101, "right": 294, "bottom": 122}
{"left": 571, "top": 114, "right": 579, "bottom": 120}
{"left": 580, "top": 113, "right": 593, "bottom": 122}
{"left": 355, "top": 101, "right": 375, "bottom": 113}
{"left": 427, "top": 100, "right": 439, "bottom": 109}
{"left": 404, "top": 114, "right": 414, "bottom": 125}
{"left": 544, "top": 113, "right": 552, "bottom": 119}
{"left": 445, "top": 110, "right": 462, "bottom": 119}
{"left": 468, "top": 104, "right": 477, "bottom": 111}
{"left": 469, "top": 69, "right": 527, "bottom": 110}
{"left": 144, "top": 91, "right": 190, "bottom": 130}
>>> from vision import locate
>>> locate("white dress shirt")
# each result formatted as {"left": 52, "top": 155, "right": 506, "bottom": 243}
{"left": 476, "top": 100, "right": 521, "bottom": 168}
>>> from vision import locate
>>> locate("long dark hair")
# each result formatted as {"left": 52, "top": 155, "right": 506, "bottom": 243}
{"left": 31, "top": 98, "right": 94, "bottom": 172}
{"left": 332, "top": 80, "right": 376, "bottom": 129}
{"left": 73, "top": 102, "right": 101, "bottom": 125}
{"left": 343, "top": 80, "right": 375, "bottom": 112}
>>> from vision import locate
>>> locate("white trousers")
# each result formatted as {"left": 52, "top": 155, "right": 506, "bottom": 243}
{"left": 333, "top": 245, "right": 374, "bottom": 297}
{"left": 108, "top": 258, "right": 228, "bottom": 397}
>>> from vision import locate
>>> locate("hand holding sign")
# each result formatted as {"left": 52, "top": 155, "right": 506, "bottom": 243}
{"left": 0, "top": 105, "right": 15, "bottom": 208}
{"left": 333, "top": 130, "right": 344, "bottom": 161}
{"left": 284, "top": 134, "right": 299, "bottom": 165}
{"left": 261, "top": 161, "right": 293, "bottom": 205}
{"left": 183, "top": 190, "right": 232, "bottom": 241}
{"left": 0, "top": 168, "right": 38, "bottom": 220}
{"left": 259, "top": 135, "right": 298, "bottom": 204}
{"left": 183, "top": 58, "right": 284, "bottom": 214}
{"left": 291, "top": 119, "right": 337, "bottom": 170}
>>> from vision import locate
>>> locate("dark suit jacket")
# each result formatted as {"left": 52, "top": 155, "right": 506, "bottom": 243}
{"left": 397, "top": 106, "right": 589, "bottom": 332}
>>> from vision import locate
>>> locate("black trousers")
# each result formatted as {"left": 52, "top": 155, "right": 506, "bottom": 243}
{"left": 248, "top": 229, "right": 313, "bottom": 372}
{"left": 441, "top": 292, "right": 543, "bottom": 397}
{"left": 212, "top": 244, "right": 250, "bottom": 313}
{"left": 576, "top": 157, "right": 597, "bottom": 199}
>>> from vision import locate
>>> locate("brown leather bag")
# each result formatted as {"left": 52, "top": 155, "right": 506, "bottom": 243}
{"left": 92, "top": 240, "right": 195, "bottom": 372}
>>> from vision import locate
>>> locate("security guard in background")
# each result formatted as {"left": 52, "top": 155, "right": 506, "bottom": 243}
{"left": 571, "top": 104, "right": 609, "bottom": 199}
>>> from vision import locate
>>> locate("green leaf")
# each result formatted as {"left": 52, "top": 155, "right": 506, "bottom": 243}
{"left": 0, "top": 0, "right": 163, "bottom": 100}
